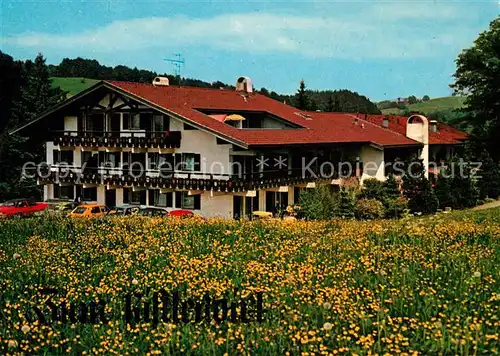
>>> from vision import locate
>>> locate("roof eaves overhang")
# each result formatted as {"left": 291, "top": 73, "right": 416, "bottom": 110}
{"left": 380, "top": 142, "right": 423, "bottom": 149}
{"left": 247, "top": 140, "right": 369, "bottom": 149}
{"left": 9, "top": 81, "right": 108, "bottom": 135}
{"left": 103, "top": 82, "right": 249, "bottom": 149}
{"left": 9, "top": 81, "right": 249, "bottom": 150}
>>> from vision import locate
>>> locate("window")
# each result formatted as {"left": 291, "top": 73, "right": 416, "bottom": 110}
{"left": 175, "top": 192, "right": 201, "bottom": 210}
{"left": 131, "top": 115, "right": 141, "bottom": 130}
{"left": 153, "top": 115, "right": 169, "bottom": 132}
{"left": 122, "top": 113, "right": 141, "bottom": 130}
{"left": 72, "top": 207, "right": 87, "bottom": 214}
{"left": 184, "top": 153, "right": 195, "bottom": 171}
{"left": 153, "top": 190, "right": 173, "bottom": 207}
{"left": 183, "top": 195, "right": 195, "bottom": 209}
{"left": 176, "top": 153, "right": 201, "bottom": 171}
{"left": 53, "top": 184, "right": 74, "bottom": 200}
{"left": 131, "top": 191, "right": 142, "bottom": 205}
{"left": 122, "top": 113, "right": 130, "bottom": 130}
{"left": 87, "top": 113, "right": 104, "bottom": 132}
{"left": 158, "top": 154, "right": 174, "bottom": 172}
{"left": 125, "top": 189, "right": 146, "bottom": 205}
{"left": 104, "top": 152, "right": 120, "bottom": 169}
{"left": 53, "top": 150, "right": 74, "bottom": 165}
{"left": 91, "top": 207, "right": 101, "bottom": 214}
{"left": 82, "top": 187, "right": 97, "bottom": 201}
{"left": 140, "top": 112, "right": 152, "bottom": 130}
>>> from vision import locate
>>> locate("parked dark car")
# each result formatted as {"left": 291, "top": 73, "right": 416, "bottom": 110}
{"left": 108, "top": 205, "right": 141, "bottom": 216}
{"left": 138, "top": 207, "right": 169, "bottom": 217}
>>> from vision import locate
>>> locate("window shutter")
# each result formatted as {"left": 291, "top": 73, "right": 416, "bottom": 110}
{"left": 53, "top": 150, "right": 59, "bottom": 164}
{"left": 167, "top": 192, "right": 173, "bottom": 207}
{"left": 75, "top": 185, "right": 82, "bottom": 200}
{"left": 174, "top": 153, "right": 183, "bottom": 171}
{"left": 98, "top": 152, "right": 105, "bottom": 167}
{"left": 194, "top": 195, "right": 201, "bottom": 210}
{"left": 122, "top": 113, "right": 130, "bottom": 130}
{"left": 164, "top": 116, "right": 170, "bottom": 131}
{"left": 148, "top": 190, "right": 155, "bottom": 206}
{"left": 194, "top": 154, "right": 201, "bottom": 172}
{"left": 175, "top": 192, "right": 182, "bottom": 208}
{"left": 140, "top": 191, "right": 146, "bottom": 205}
{"left": 123, "top": 188, "right": 129, "bottom": 203}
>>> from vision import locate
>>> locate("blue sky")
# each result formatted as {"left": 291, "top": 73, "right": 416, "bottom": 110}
{"left": 1, "top": 0, "right": 498, "bottom": 101}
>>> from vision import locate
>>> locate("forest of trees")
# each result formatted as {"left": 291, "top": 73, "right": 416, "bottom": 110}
{"left": 47, "top": 57, "right": 382, "bottom": 115}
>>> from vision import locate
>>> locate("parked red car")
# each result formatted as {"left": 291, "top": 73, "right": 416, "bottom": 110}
{"left": 0, "top": 199, "right": 48, "bottom": 218}
{"left": 168, "top": 209, "right": 206, "bottom": 221}
{"left": 169, "top": 209, "right": 195, "bottom": 218}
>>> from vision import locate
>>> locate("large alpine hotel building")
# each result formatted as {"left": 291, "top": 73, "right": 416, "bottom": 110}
{"left": 12, "top": 77, "right": 468, "bottom": 219}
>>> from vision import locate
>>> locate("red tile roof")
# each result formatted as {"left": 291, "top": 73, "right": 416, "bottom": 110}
{"left": 105, "top": 81, "right": 467, "bottom": 148}
{"left": 363, "top": 114, "right": 468, "bottom": 145}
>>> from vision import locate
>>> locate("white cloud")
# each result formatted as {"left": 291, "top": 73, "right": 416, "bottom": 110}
{"left": 2, "top": 3, "right": 478, "bottom": 59}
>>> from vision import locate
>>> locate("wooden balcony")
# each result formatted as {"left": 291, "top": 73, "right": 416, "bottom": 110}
{"left": 52, "top": 131, "right": 182, "bottom": 149}
{"left": 35, "top": 163, "right": 361, "bottom": 192}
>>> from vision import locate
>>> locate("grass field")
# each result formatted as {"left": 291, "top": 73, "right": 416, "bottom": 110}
{"left": 381, "top": 96, "right": 466, "bottom": 115}
{"left": 0, "top": 209, "right": 499, "bottom": 354}
{"left": 50, "top": 77, "right": 98, "bottom": 97}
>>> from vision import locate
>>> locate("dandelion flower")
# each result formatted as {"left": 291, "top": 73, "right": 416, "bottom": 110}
{"left": 132, "top": 278, "right": 139, "bottom": 285}
{"left": 21, "top": 325, "right": 30, "bottom": 334}
{"left": 13, "top": 253, "right": 20, "bottom": 259}
{"left": 8, "top": 340, "right": 17, "bottom": 348}
{"left": 323, "top": 302, "right": 332, "bottom": 310}
{"left": 160, "top": 246, "right": 165, "bottom": 252}
{"left": 123, "top": 253, "right": 130, "bottom": 259}
{"left": 323, "top": 322, "right": 333, "bottom": 331}
{"left": 473, "top": 271, "right": 481, "bottom": 278}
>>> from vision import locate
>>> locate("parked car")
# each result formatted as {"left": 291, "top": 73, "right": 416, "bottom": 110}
{"left": 168, "top": 209, "right": 206, "bottom": 221}
{"left": 138, "top": 207, "right": 169, "bottom": 217}
{"left": 68, "top": 204, "right": 109, "bottom": 217}
{"left": 108, "top": 205, "right": 141, "bottom": 216}
{"left": 46, "top": 200, "right": 79, "bottom": 214}
{"left": 252, "top": 211, "right": 273, "bottom": 220}
{"left": 0, "top": 199, "right": 48, "bottom": 218}
{"left": 168, "top": 209, "right": 195, "bottom": 218}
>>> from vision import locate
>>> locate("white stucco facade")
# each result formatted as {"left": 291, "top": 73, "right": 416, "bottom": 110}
{"left": 360, "top": 145, "right": 385, "bottom": 182}
{"left": 39, "top": 87, "right": 452, "bottom": 219}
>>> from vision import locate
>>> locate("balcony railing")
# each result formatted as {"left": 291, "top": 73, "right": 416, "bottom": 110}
{"left": 52, "top": 131, "right": 182, "bottom": 148}
{"left": 35, "top": 163, "right": 361, "bottom": 192}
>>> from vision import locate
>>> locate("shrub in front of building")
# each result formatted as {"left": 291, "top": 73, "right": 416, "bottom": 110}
{"left": 355, "top": 198, "right": 385, "bottom": 220}
{"left": 298, "top": 184, "right": 339, "bottom": 220}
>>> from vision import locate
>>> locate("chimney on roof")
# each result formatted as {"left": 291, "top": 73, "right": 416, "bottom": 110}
{"left": 235, "top": 76, "right": 253, "bottom": 93}
{"left": 429, "top": 120, "right": 438, "bottom": 132}
{"left": 382, "top": 117, "right": 389, "bottom": 128}
{"left": 152, "top": 76, "right": 169, "bottom": 86}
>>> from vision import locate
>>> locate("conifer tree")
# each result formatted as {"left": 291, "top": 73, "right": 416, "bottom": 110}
{"left": 339, "top": 187, "right": 356, "bottom": 219}
{"left": 402, "top": 158, "right": 439, "bottom": 214}
{"left": 478, "top": 150, "right": 500, "bottom": 199}
{"left": 295, "top": 80, "right": 310, "bottom": 111}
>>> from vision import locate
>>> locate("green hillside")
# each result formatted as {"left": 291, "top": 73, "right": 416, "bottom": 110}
{"left": 50, "top": 77, "right": 98, "bottom": 96}
{"left": 381, "top": 96, "right": 466, "bottom": 115}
